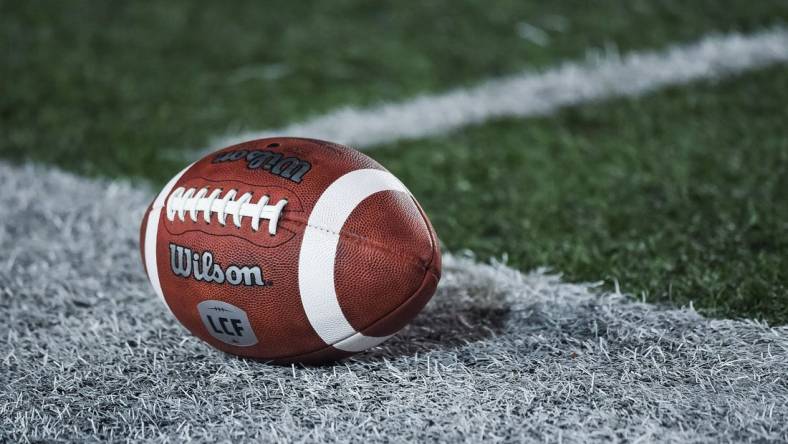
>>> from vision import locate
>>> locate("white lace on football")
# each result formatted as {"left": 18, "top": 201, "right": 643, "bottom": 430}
{"left": 166, "top": 187, "right": 288, "bottom": 235}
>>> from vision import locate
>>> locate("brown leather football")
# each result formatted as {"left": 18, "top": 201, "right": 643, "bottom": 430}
{"left": 140, "top": 137, "right": 441, "bottom": 364}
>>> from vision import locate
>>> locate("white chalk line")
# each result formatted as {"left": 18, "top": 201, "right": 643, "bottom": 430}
{"left": 213, "top": 27, "right": 788, "bottom": 151}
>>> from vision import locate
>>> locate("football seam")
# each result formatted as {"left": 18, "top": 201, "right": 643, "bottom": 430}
{"left": 155, "top": 208, "right": 428, "bottom": 270}
{"left": 151, "top": 204, "right": 423, "bottom": 268}
{"left": 261, "top": 264, "right": 440, "bottom": 363}
{"left": 161, "top": 222, "right": 297, "bottom": 248}
{"left": 410, "top": 195, "right": 440, "bottom": 274}
{"left": 284, "top": 216, "right": 432, "bottom": 272}
{"left": 262, "top": 195, "right": 440, "bottom": 363}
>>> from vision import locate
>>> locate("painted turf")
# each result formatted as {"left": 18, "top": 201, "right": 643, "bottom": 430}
{"left": 215, "top": 27, "right": 788, "bottom": 150}
{"left": 2, "top": 162, "right": 786, "bottom": 442}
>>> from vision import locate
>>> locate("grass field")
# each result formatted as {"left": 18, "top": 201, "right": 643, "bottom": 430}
{"left": 2, "top": 1, "right": 787, "bottom": 323}
{"left": 3, "top": 2, "right": 788, "bottom": 442}
{"left": 3, "top": 162, "right": 785, "bottom": 441}
{"left": 375, "top": 66, "right": 788, "bottom": 322}
{"left": 3, "top": 0, "right": 788, "bottom": 180}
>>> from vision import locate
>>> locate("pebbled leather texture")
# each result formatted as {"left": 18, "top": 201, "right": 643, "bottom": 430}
{"left": 140, "top": 137, "right": 441, "bottom": 364}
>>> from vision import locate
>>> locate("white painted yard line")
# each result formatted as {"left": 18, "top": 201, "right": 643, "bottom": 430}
{"left": 2, "top": 160, "right": 787, "bottom": 442}
{"left": 215, "top": 27, "right": 788, "bottom": 150}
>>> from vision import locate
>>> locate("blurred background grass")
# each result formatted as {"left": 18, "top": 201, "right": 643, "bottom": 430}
{"left": 377, "top": 66, "right": 788, "bottom": 322}
{"left": 3, "top": 0, "right": 787, "bottom": 180}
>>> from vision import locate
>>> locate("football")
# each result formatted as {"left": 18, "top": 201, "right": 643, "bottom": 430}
{"left": 140, "top": 137, "right": 441, "bottom": 364}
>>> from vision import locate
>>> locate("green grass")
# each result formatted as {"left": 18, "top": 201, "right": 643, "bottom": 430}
{"left": 2, "top": 1, "right": 788, "bottom": 181}
{"left": 372, "top": 66, "right": 788, "bottom": 323}
{"left": 2, "top": 3, "right": 787, "bottom": 322}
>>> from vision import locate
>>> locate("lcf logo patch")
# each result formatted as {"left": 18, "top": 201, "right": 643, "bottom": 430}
{"left": 197, "top": 300, "right": 258, "bottom": 347}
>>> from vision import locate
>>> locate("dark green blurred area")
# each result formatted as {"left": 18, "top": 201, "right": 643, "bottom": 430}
{"left": 2, "top": 0, "right": 787, "bottom": 180}
{"left": 1, "top": 1, "right": 787, "bottom": 323}
{"left": 376, "top": 66, "right": 788, "bottom": 323}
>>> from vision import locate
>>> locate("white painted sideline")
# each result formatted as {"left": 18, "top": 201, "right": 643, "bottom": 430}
{"left": 215, "top": 27, "right": 788, "bottom": 150}
{"left": 2, "top": 160, "right": 787, "bottom": 441}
